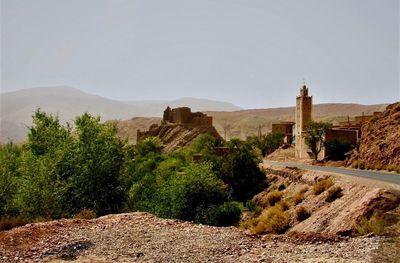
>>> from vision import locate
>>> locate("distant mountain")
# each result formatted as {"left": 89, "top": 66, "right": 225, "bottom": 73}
{"left": 125, "top": 97, "right": 242, "bottom": 116}
{"left": 0, "top": 86, "right": 242, "bottom": 142}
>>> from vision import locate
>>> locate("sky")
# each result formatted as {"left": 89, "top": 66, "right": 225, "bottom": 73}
{"left": 1, "top": 0, "right": 399, "bottom": 109}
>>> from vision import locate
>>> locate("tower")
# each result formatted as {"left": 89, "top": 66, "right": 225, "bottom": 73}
{"left": 295, "top": 85, "right": 313, "bottom": 158}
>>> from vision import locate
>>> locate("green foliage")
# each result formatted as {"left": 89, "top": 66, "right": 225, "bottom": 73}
{"left": 1, "top": 110, "right": 268, "bottom": 228}
{"left": 136, "top": 137, "right": 162, "bottom": 157}
{"left": 27, "top": 109, "right": 71, "bottom": 156}
{"left": 202, "top": 201, "right": 241, "bottom": 226}
{"left": 61, "top": 113, "right": 127, "bottom": 216}
{"left": 247, "top": 133, "right": 284, "bottom": 157}
{"left": 0, "top": 143, "right": 21, "bottom": 217}
{"left": 304, "top": 121, "right": 333, "bottom": 160}
{"left": 220, "top": 140, "right": 266, "bottom": 202}
{"left": 325, "top": 139, "right": 354, "bottom": 161}
{"left": 189, "top": 134, "right": 220, "bottom": 155}
{"left": 155, "top": 163, "right": 228, "bottom": 221}
{"left": 15, "top": 151, "right": 64, "bottom": 219}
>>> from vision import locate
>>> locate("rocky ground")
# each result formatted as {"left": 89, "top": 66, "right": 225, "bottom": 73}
{"left": 1, "top": 212, "right": 396, "bottom": 263}
{"left": 349, "top": 102, "right": 400, "bottom": 170}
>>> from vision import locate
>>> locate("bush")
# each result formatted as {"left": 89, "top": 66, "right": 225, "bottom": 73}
{"left": 295, "top": 206, "right": 310, "bottom": 222}
{"left": 292, "top": 187, "right": 308, "bottom": 205}
{"left": 202, "top": 202, "right": 242, "bottom": 226}
{"left": 154, "top": 163, "right": 229, "bottom": 224}
{"left": 247, "top": 205, "right": 290, "bottom": 234}
{"left": 325, "top": 186, "right": 343, "bottom": 202}
{"left": 261, "top": 190, "right": 283, "bottom": 207}
{"left": 355, "top": 213, "right": 386, "bottom": 236}
{"left": 312, "top": 178, "right": 334, "bottom": 195}
{"left": 324, "top": 139, "right": 354, "bottom": 161}
{"left": 277, "top": 183, "right": 286, "bottom": 191}
{"left": 73, "top": 208, "right": 97, "bottom": 220}
{"left": 278, "top": 200, "right": 290, "bottom": 211}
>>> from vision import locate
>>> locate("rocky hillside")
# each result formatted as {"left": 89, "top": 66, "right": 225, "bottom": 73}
{"left": 349, "top": 102, "right": 400, "bottom": 171}
{"left": 138, "top": 123, "right": 223, "bottom": 153}
{"left": 0, "top": 212, "right": 390, "bottom": 262}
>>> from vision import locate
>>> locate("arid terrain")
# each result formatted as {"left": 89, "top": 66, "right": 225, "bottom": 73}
{"left": 1, "top": 165, "right": 399, "bottom": 263}
{"left": 349, "top": 102, "right": 400, "bottom": 170}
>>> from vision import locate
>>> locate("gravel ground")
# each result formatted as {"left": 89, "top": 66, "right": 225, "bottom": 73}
{"left": 0, "top": 212, "right": 392, "bottom": 263}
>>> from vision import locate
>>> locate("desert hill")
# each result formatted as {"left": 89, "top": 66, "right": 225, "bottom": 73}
{"left": 116, "top": 103, "right": 388, "bottom": 143}
{"left": 349, "top": 102, "right": 400, "bottom": 170}
{"left": 0, "top": 87, "right": 241, "bottom": 143}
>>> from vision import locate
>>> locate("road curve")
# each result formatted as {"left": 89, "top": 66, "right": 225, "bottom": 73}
{"left": 263, "top": 160, "right": 400, "bottom": 185}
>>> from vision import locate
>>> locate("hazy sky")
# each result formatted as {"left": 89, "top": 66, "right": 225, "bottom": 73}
{"left": 1, "top": 0, "right": 399, "bottom": 108}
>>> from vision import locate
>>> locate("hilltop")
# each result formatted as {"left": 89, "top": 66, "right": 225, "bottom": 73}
{"left": 0, "top": 87, "right": 241, "bottom": 142}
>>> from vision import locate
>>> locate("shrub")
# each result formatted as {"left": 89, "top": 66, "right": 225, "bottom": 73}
{"left": 0, "top": 217, "right": 29, "bottom": 231}
{"left": 262, "top": 190, "right": 283, "bottom": 207}
{"left": 73, "top": 208, "right": 97, "bottom": 220}
{"left": 355, "top": 213, "right": 386, "bottom": 236}
{"left": 292, "top": 187, "right": 308, "bottom": 205}
{"left": 278, "top": 200, "right": 290, "bottom": 211}
{"left": 295, "top": 206, "right": 311, "bottom": 222}
{"left": 324, "top": 139, "right": 354, "bottom": 161}
{"left": 312, "top": 178, "right": 334, "bottom": 195}
{"left": 325, "top": 186, "right": 343, "bottom": 202}
{"left": 277, "top": 183, "right": 286, "bottom": 191}
{"left": 249, "top": 205, "right": 290, "bottom": 234}
{"left": 201, "top": 202, "right": 242, "bottom": 226}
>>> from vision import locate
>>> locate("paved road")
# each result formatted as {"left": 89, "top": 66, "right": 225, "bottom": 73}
{"left": 263, "top": 160, "right": 400, "bottom": 185}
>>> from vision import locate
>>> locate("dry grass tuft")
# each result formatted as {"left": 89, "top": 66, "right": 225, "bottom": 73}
{"left": 265, "top": 190, "right": 283, "bottom": 207}
{"left": 355, "top": 213, "right": 386, "bottom": 236}
{"left": 241, "top": 205, "right": 290, "bottom": 235}
{"left": 325, "top": 186, "right": 343, "bottom": 202}
{"left": 73, "top": 208, "right": 97, "bottom": 220}
{"left": 312, "top": 178, "right": 334, "bottom": 195}
{"left": 295, "top": 206, "right": 311, "bottom": 222}
{"left": 292, "top": 187, "right": 308, "bottom": 205}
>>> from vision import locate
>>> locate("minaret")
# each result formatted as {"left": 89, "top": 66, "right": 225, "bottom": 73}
{"left": 295, "top": 85, "right": 313, "bottom": 158}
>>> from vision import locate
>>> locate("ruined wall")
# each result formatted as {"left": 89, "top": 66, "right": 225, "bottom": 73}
{"left": 325, "top": 129, "right": 358, "bottom": 145}
{"left": 163, "top": 107, "right": 213, "bottom": 126}
{"left": 272, "top": 122, "right": 294, "bottom": 135}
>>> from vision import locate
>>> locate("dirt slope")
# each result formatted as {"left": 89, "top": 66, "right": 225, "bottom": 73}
{"left": 138, "top": 123, "right": 223, "bottom": 153}
{"left": 0, "top": 212, "right": 386, "bottom": 263}
{"left": 349, "top": 102, "right": 400, "bottom": 170}
{"left": 260, "top": 165, "right": 400, "bottom": 236}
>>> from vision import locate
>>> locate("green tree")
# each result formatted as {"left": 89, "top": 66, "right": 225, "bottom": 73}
{"left": 62, "top": 113, "right": 127, "bottom": 216}
{"left": 0, "top": 143, "right": 21, "bottom": 217}
{"left": 304, "top": 121, "right": 333, "bottom": 161}
{"left": 155, "top": 162, "right": 229, "bottom": 222}
{"left": 220, "top": 139, "right": 266, "bottom": 203}
{"left": 27, "top": 109, "right": 71, "bottom": 156}
{"left": 15, "top": 152, "right": 64, "bottom": 219}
